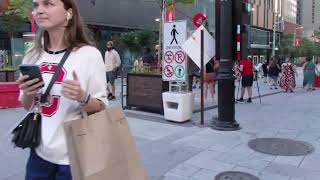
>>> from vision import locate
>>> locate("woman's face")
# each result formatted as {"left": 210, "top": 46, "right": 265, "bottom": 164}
{"left": 33, "top": 0, "right": 70, "bottom": 30}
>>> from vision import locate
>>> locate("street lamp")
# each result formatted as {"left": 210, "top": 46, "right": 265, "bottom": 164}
{"left": 293, "top": 26, "right": 303, "bottom": 46}
{"left": 271, "top": 15, "right": 283, "bottom": 58}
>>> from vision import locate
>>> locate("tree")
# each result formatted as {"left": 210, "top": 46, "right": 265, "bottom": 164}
{"left": 120, "top": 31, "right": 141, "bottom": 61}
{"left": 137, "top": 27, "right": 158, "bottom": 49}
{"left": 296, "top": 38, "right": 320, "bottom": 57}
{"left": 279, "top": 32, "right": 320, "bottom": 59}
{"left": 120, "top": 27, "right": 158, "bottom": 61}
{"left": 0, "top": 0, "right": 32, "bottom": 37}
{"left": 279, "top": 33, "right": 295, "bottom": 57}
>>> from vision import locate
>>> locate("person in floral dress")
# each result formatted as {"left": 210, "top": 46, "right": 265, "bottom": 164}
{"left": 280, "top": 58, "right": 298, "bottom": 92}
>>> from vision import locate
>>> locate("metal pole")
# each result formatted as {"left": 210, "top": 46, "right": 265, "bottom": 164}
{"left": 212, "top": 0, "right": 240, "bottom": 131}
{"left": 121, "top": 70, "right": 124, "bottom": 108}
{"left": 200, "top": 30, "right": 204, "bottom": 125}
{"left": 255, "top": 70, "right": 262, "bottom": 104}
{"left": 236, "top": 76, "right": 241, "bottom": 100}
{"left": 272, "top": 23, "right": 276, "bottom": 57}
{"left": 159, "top": 0, "right": 164, "bottom": 64}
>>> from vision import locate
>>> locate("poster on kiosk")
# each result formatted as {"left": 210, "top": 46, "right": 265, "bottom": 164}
{"left": 162, "top": 20, "right": 187, "bottom": 82}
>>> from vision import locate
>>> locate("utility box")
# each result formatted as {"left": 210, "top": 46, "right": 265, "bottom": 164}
{"left": 162, "top": 92, "right": 194, "bottom": 122}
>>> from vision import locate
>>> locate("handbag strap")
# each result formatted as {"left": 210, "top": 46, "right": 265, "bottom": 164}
{"left": 40, "top": 48, "right": 72, "bottom": 103}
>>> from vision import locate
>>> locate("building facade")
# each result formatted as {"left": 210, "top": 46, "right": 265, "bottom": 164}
{"left": 298, "top": 0, "right": 320, "bottom": 39}
{"left": 296, "top": 0, "right": 303, "bottom": 25}
{"left": 249, "top": 0, "right": 280, "bottom": 64}
{"left": 281, "top": 0, "right": 297, "bottom": 23}
{"left": 0, "top": 0, "right": 215, "bottom": 67}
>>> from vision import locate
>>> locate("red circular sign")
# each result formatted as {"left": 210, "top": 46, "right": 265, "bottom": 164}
{"left": 163, "top": 65, "right": 174, "bottom": 78}
{"left": 193, "top": 13, "right": 207, "bottom": 28}
{"left": 175, "top": 51, "right": 186, "bottom": 64}
{"left": 164, "top": 51, "right": 174, "bottom": 63}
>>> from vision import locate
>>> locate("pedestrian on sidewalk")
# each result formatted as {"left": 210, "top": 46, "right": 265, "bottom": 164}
{"left": 142, "top": 47, "right": 154, "bottom": 65}
{"left": 268, "top": 58, "right": 281, "bottom": 89}
{"left": 280, "top": 57, "right": 298, "bottom": 93}
{"left": 262, "top": 60, "right": 269, "bottom": 83}
{"left": 105, "top": 41, "right": 121, "bottom": 100}
{"left": 237, "top": 57, "right": 255, "bottom": 103}
{"left": 303, "top": 56, "right": 319, "bottom": 91}
{"left": 16, "top": 0, "right": 107, "bottom": 179}
{"left": 204, "top": 57, "right": 219, "bottom": 101}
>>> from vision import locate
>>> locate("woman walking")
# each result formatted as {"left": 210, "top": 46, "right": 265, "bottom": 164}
{"left": 268, "top": 58, "right": 281, "bottom": 89}
{"left": 204, "top": 58, "right": 219, "bottom": 101}
{"left": 303, "top": 56, "right": 319, "bottom": 91}
{"left": 262, "top": 60, "right": 269, "bottom": 83}
{"left": 16, "top": 0, "right": 107, "bottom": 179}
{"left": 280, "top": 57, "right": 297, "bottom": 92}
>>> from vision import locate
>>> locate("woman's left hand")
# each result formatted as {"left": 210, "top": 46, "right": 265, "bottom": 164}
{"left": 62, "top": 71, "right": 86, "bottom": 102}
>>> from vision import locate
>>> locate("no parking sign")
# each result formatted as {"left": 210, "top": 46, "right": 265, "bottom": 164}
{"left": 162, "top": 20, "right": 187, "bottom": 81}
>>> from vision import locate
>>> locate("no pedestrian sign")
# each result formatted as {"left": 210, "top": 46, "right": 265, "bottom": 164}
{"left": 162, "top": 20, "right": 187, "bottom": 82}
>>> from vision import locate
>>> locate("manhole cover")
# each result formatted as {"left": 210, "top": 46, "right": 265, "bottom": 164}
{"left": 215, "top": 171, "right": 260, "bottom": 180}
{"left": 248, "top": 138, "right": 314, "bottom": 156}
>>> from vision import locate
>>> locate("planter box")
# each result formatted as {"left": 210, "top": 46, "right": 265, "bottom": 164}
{"left": 0, "top": 82, "right": 21, "bottom": 109}
{"left": 0, "top": 70, "right": 19, "bottom": 82}
{"left": 126, "top": 73, "right": 169, "bottom": 114}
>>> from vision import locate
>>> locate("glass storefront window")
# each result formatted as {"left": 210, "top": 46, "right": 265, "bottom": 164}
{"left": 175, "top": 0, "right": 215, "bottom": 33}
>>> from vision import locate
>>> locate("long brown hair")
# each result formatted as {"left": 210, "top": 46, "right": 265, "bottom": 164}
{"left": 270, "top": 58, "right": 278, "bottom": 66}
{"left": 25, "top": 0, "right": 93, "bottom": 63}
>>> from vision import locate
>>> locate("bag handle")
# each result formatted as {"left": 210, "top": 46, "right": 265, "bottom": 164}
{"left": 40, "top": 48, "right": 72, "bottom": 103}
{"left": 79, "top": 100, "right": 107, "bottom": 133}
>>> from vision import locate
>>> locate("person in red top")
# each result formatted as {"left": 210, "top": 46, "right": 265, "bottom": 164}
{"left": 237, "top": 57, "right": 255, "bottom": 103}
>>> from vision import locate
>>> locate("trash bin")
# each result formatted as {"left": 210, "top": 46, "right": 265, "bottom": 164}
{"left": 162, "top": 92, "right": 194, "bottom": 122}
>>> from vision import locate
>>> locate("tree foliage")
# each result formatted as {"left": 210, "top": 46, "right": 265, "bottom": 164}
{"left": 0, "top": 0, "right": 32, "bottom": 37}
{"left": 279, "top": 33, "right": 320, "bottom": 58}
{"left": 175, "top": 0, "right": 194, "bottom": 4}
{"left": 120, "top": 27, "right": 158, "bottom": 58}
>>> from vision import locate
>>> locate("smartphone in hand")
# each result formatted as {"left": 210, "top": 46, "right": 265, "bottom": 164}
{"left": 19, "top": 64, "right": 44, "bottom": 84}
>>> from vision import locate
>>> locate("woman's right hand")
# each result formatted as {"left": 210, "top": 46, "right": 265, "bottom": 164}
{"left": 16, "top": 75, "right": 45, "bottom": 97}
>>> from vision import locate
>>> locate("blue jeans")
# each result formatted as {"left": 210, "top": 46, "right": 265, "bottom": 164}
{"left": 25, "top": 151, "right": 72, "bottom": 180}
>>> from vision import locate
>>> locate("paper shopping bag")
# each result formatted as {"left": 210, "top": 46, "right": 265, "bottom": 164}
{"left": 64, "top": 107, "right": 148, "bottom": 180}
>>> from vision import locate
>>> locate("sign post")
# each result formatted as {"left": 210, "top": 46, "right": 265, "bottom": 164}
{"left": 182, "top": 25, "right": 215, "bottom": 126}
{"left": 162, "top": 20, "right": 187, "bottom": 84}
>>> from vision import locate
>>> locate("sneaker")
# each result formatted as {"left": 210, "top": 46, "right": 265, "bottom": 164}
{"left": 237, "top": 98, "right": 244, "bottom": 103}
{"left": 107, "top": 93, "right": 112, "bottom": 98}
{"left": 108, "top": 95, "right": 116, "bottom": 101}
{"left": 247, "top": 98, "right": 252, "bottom": 103}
